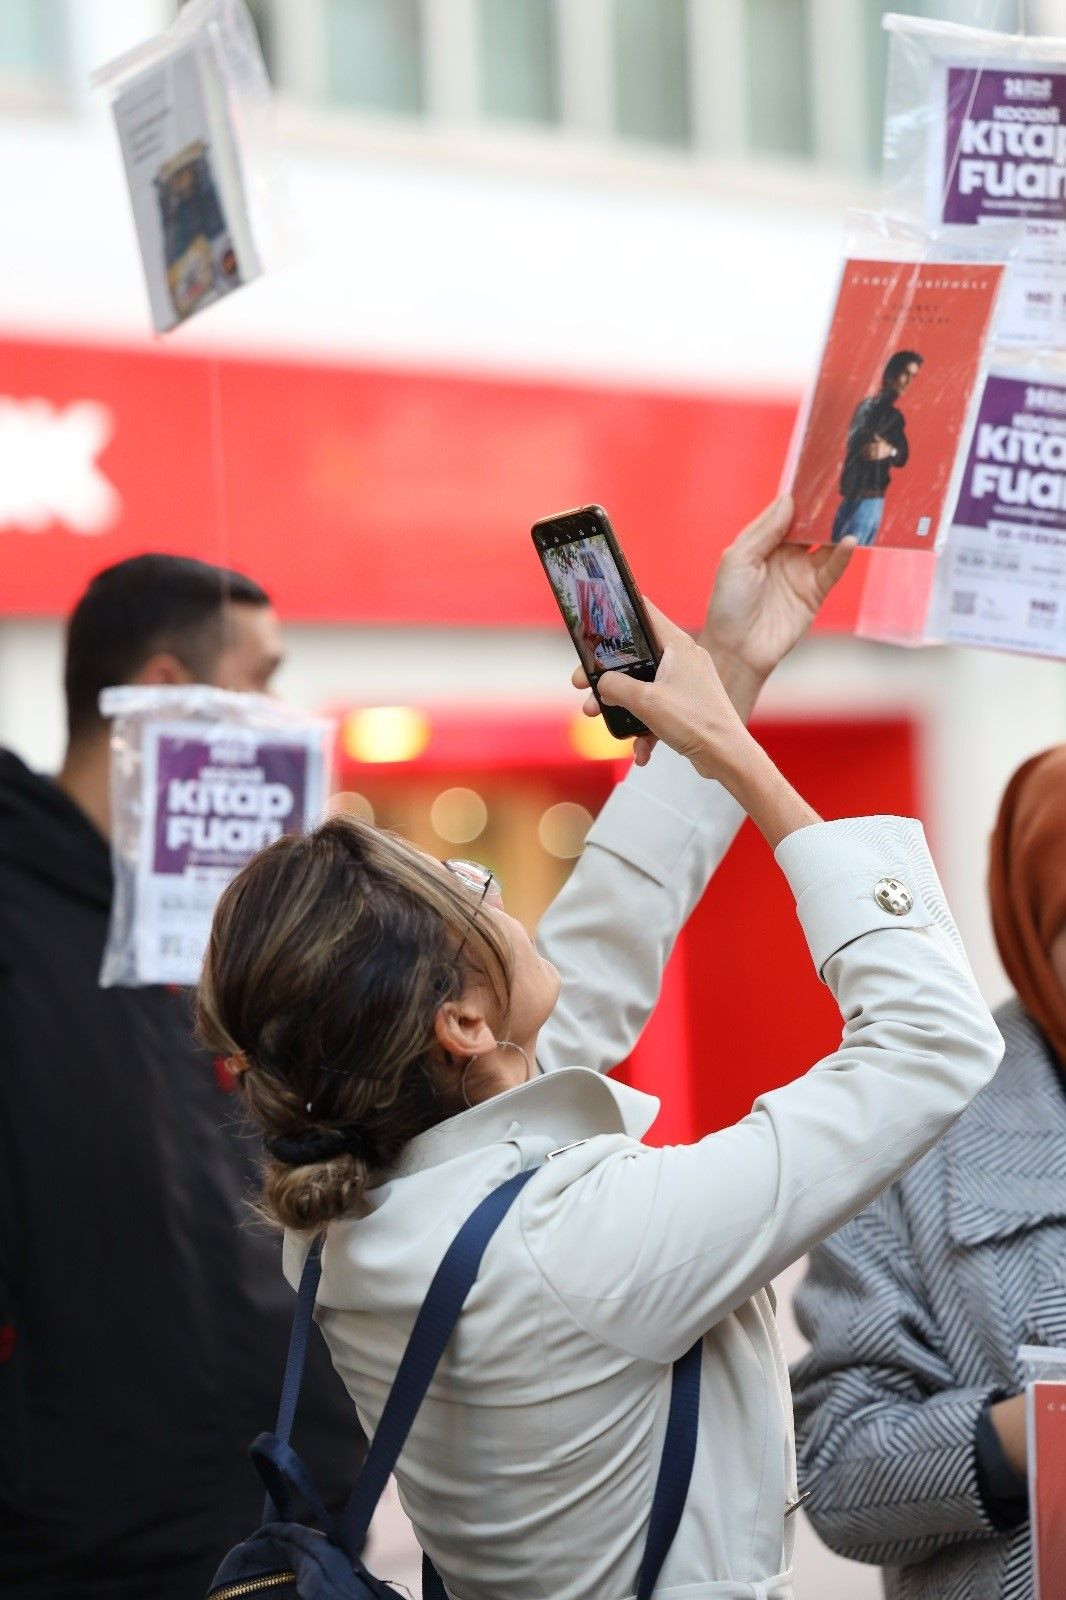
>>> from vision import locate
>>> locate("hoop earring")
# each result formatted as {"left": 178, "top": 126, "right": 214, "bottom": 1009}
{"left": 459, "top": 1039, "right": 534, "bottom": 1109}
{"left": 498, "top": 1040, "right": 534, "bottom": 1082}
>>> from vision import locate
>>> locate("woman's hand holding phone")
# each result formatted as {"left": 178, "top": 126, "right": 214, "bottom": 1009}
{"left": 577, "top": 602, "right": 820, "bottom": 850}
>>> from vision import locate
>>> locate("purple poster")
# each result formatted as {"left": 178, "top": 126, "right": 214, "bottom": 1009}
{"left": 943, "top": 67, "right": 1066, "bottom": 224}
{"left": 953, "top": 374, "right": 1066, "bottom": 532}
{"left": 152, "top": 734, "right": 309, "bottom": 874}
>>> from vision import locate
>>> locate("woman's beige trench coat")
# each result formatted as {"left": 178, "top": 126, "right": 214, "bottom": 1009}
{"left": 285, "top": 746, "right": 1002, "bottom": 1600}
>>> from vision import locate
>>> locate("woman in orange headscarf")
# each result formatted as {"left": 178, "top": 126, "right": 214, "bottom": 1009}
{"left": 990, "top": 745, "right": 1066, "bottom": 1069}
{"left": 791, "top": 745, "right": 1066, "bottom": 1600}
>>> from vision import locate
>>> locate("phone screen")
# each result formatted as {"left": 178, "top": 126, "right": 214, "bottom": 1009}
{"left": 539, "top": 531, "right": 656, "bottom": 681}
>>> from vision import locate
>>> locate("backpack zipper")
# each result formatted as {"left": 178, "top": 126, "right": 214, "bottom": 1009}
{"left": 209, "top": 1574, "right": 294, "bottom": 1598}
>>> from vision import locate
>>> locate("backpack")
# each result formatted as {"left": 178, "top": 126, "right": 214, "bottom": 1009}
{"left": 206, "top": 1168, "right": 701, "bottom": 1600}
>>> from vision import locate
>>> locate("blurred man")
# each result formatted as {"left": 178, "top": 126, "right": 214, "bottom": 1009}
{"left": 831, "top": 349, "right": 923, "bottom": 547}
{"left": 0, "top": 556, "right": 361, "bottom": 1600}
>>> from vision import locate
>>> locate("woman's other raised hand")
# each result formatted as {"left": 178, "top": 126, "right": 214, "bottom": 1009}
{"left": 698, "top": 494, "right": 854, "bottom": 721}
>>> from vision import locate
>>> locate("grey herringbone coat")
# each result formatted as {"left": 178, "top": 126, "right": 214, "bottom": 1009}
{"left": 791, "top": 998, "right": 1062, "bottom": 1600}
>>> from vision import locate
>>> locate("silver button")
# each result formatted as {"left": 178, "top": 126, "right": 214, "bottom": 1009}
{"left": 874, "top": 877, "right": 912, "bottom": 916}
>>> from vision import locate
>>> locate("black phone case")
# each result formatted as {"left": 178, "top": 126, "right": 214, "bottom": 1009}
{"left": 531, "top": 506, "right": 661, "bottom": 740}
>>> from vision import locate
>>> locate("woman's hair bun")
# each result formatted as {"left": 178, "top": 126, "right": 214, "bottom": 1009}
{"left": 263, "top": 1148, "right": 367, "bottom": 1232}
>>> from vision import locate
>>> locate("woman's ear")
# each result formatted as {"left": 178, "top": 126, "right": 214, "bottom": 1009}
{"left": 433, "top": 1000, "right": 496, "bottom": 1063}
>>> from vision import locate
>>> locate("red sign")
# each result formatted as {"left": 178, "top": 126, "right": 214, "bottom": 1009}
{"left": 0, "top": 332, "right": 864, "bottom": 630}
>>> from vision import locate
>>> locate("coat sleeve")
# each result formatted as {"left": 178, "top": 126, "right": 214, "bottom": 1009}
{"left": 790, "top": 1184, "right": 1005, "bottom": 1565}
{"left": 521, "top": 817, "right": 1004, "bottom": 1362}
{"left": 0, "top": 961, "right": 21, "bottom": 1507}
{"left": 534, "top": 743, "right": 744, "bottom": 1076}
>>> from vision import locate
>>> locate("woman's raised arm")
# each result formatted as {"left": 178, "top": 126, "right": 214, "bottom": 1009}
{"left": 536, "top": 499, "right": 852, "bottom": 1076}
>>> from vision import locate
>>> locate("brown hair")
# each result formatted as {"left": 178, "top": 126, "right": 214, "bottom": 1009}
{"left": 197, "top": 815, "right": 513, "bottom": 1232}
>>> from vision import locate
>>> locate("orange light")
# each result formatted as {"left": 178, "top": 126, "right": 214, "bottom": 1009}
{"left": 538, "top": 802, "right": 593, "bottom": 859}
{"left": 328, "top": 791, "right": 376, "bottom": 824}
{"left": 430, "top": 787, "right": 488, "bottom": 844}
{"left": 342, "top": 707, "right": 431, "bottom": 765}
{"left": 569, "top": 711, "right": 631, "bottom": 761}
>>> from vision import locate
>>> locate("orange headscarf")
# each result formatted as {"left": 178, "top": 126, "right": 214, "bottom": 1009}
{"left": 989, "top": 745, "right": 1066, "bottom": 1068}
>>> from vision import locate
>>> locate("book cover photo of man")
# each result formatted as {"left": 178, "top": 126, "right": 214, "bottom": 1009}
{"left": 788, "top": 256, "right": 1003, "bottom": 552}
{"left": 831, "top": 350, "right": 923, "bottom": 547}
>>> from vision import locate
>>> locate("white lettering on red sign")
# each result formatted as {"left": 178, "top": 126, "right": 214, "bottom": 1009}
{"left": 0, "top": 398, "right": 120, "bottom": 535}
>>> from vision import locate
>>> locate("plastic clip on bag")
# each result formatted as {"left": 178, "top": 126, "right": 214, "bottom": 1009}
{"left": 100, "top": 685, "right": 332, "bottom": 988}
{"left": 1019, "top": 1346, "right": 1066, "bottom": 1600}
{"left": 883, "top": 11, "right": 1066, "bottom": 348}
{"left": 92, "top": 0, "right": 292, "bottom": 333}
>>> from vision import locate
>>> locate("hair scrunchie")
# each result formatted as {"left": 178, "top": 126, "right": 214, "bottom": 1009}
{"left": 267, "top": 1125, "right": 369, "bottom": 1167}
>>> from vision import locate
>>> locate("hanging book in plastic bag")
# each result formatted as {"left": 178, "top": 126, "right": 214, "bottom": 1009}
{"left": 786, "top": 215, "right": 1008, "bottom": 552}
{"left": 857, "top": 355, "right": 1066, "bottom": 661}
{"left": 883, "top": 11, "right": 1066, "bottom": 347}
{"left": 100, "top": 686, "right": 332, "bottom": 988}
{"left": 92, "top": 0, "right": 291, "bottom": 333}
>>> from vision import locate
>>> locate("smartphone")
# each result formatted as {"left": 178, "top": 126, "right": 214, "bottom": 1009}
{"left": 531, "top": 505, "right": 662, "bottom": 739}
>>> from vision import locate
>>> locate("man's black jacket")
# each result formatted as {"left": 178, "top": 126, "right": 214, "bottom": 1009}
{"left": 0, "top": 750, "right": 362, "bottom": 1599}
{"left": 838, "top": 392, "right": 910, "bottom": 499}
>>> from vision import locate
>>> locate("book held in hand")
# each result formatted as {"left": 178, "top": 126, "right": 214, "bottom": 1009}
{"left": 789, "top": 258, "right": 1004, "bottom": 551}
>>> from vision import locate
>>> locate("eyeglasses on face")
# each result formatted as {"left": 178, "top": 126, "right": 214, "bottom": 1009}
{"left": 443, "top": 859, "right": 502, "bottom": 964}
{"left": 444, "top": 859, "right": 501, "bottom": 901}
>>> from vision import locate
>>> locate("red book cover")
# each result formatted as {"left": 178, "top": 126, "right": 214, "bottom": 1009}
{"left": 789, "top": 258, "right": 1003, "bottom": 550}
{"left": 1031, "top": 1381, "right": 1066, "bottom": 1599}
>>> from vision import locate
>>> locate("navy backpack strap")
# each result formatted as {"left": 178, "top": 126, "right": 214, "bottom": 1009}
{"left": 336, "top": 1167, "right": 538, "bottom": 1558}
{"left": 636, "top": 1337, "right": 703, "bottom": 1600}
{"left": 259, "top": 1236, "right": 323, "bottom": 1522}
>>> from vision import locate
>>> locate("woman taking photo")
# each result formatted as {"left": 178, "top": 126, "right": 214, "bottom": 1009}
{"left": 199, "top": 501, "right": 1002, "bottom": 1600}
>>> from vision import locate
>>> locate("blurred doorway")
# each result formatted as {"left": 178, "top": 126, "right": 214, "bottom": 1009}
{"left": 332, "top": 705, "right": 920, "bottom": 1143}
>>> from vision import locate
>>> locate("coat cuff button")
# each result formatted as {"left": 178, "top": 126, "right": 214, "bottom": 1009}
{"left": 874, "top": 877, "right": 913, "bottom": 915}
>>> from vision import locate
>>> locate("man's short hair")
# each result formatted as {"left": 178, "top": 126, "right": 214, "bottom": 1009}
{"left": 65, "top": 553, "right": 270, "bottom": 740}
{"left": 883, "top": 350, "right": 924, "bottom": 388}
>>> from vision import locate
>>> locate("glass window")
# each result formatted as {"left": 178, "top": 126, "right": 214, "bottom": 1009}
{"left": 614, "top": 0, "right": 691, "bottom": 147}
{"left": 862, "top": 0, "right": 930, "bottom": 174}
{"left": 324, "top": 0, "right": 424, "bottom": 115}
{"left": 0, "top": 0, "right": 59, "bottom": 83}
{"left": 744, "top": 0, "right": 813, "bottom": 160}
{"left": 478, "top": 0, "right": 558, "bottom": 124}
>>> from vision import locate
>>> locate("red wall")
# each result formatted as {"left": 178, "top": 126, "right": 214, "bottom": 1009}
{"left": 0, "top": 333, "right": 868, "bottom": 631}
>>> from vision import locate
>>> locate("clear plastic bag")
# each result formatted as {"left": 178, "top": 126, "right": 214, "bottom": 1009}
{"left": 100, "top": 686, "right": 333, "bottom": 988}
{"left": 785, "top": 211, "right": 1014, "bottom": 553}
{"left": 1019, "top": 1345, "right": 1066, "bottom": 1599}
{"left": 92, "top": 0, "right": 292, "bottom": 333}
{"left": 883, "top": 11, "right": 1066, "bottom": 347}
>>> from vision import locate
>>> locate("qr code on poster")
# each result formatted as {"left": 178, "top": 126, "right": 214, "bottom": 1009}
{"left": 951, "top": 591, "right": 977, "bottom": 617}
